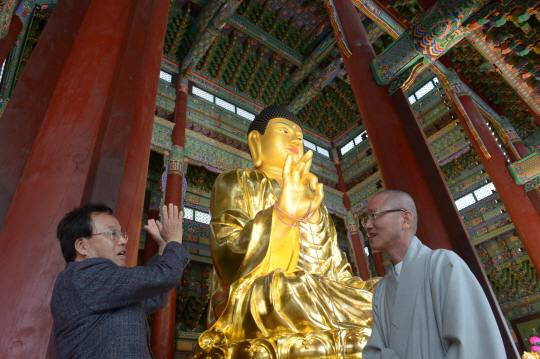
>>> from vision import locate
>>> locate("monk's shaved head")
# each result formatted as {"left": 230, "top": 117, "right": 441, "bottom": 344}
{"left": 372, "top": 190, "right": 418, "bottom": 234}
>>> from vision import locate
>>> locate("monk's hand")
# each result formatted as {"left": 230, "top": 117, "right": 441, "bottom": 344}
{"left": 277, "top": 150, "right": 324, "bottom": 224}
{"left": 159, "top": 203, "right": 183, "bottom": 244}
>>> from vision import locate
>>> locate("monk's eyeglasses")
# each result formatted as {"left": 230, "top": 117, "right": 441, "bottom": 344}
{"left": 361, "top": 209, "right": 406, "bottom": 226}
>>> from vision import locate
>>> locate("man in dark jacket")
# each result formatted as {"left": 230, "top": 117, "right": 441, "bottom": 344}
{"left": 51, "top": 202, "right": 191, "bottom": 359}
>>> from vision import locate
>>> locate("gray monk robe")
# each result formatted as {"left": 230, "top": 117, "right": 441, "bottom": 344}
{"left": 363, "top": 236, "right": 506, "bottom": 359}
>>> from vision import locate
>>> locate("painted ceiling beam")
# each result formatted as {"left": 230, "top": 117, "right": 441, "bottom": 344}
{"left": 290, "top": 34, "right": 336, "bottom": 85}
{"left": 467, "top": 30, "right": 540, "bottom": 116}
{"left": 455, "top": 1, "right": 540, "bottom": 116}
{"left": 191, "top": 0, "right": 210, "bottom": 9}
{"left": 287, "top": 19, "right": 387, "bottom": 114}
{"left": 180, "top": 0, "right": 244, "bottom": 76}
{"left": 290, "top": 21, "right": 385, "bottom": 87}
{"left": 168, "top": 0, "right": 223, "bottom": 58}
{"left": 361, "top": 0, "right": 540, "bottom": 116}
{"left": 167, "top": 8, "right": 194, "bottom": 56}
{"left": 195, "top": 0, "right": 223, "bottom": 31}
{"left": 328, "top": 80, "right": 356, "bottom": 110}
{"left": 228, "top": 14, "right": 304, "bottom": 66}
{"left": 352, "top": 0, "right": 404, "bottom": 39}
{"left": 181, "top": 25, "right": 220, "bottom": 75}
{"left": 287, "top": 58, "right": 344, "bottom": 113}
{"left": 1, "top": 1, "right": 38, "bottom": 99}
{"left": 365, "top": 21, "right": 385, "bottom": 43}
{"left": 370, "top": 0, "right": 488, "bottom": 86}
{"left": 433, "top": 62, "right": 526, "bottom": 152}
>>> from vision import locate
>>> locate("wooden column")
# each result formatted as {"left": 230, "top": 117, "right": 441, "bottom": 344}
{"left": 328, "top": 0, "right": 519, "bottom": 356}
{"left": 0, "top": 0, "right": 94, "bottom": 228}
{"left": 112, "top": 0, "right": 171, "bottom": 267}
{"left": 454, "top": 95, "right": 540, "bottom": 276}
{"left": 503, "top": 136, "right": 540, "bottom": 217}
{"left": 371, "top": 251, "right": 386, "bottom": 276}
{"left": 334, "top": 157, "right": 348, "bottom": 194}
{"left": 151, "top": 85, "right": 188, "bottom": 359}
{"left": 333, "top": 144, "right": 376, "bottom": 278}
{"left": 442, "top": 60, "right": 540, "bottom": 220}
{"left": 329, "top": 0, "right": 453, "bottom": 250}
{"left": 342, "top": 195, "right": 371, "bottom": 279}
{"left": 0, "top": 0, "right": 171, "bottom": 357}
{"left": 511, "top": 141, "right": 530, "bottom": 159}
{"left": 141, "top": 190, "right": 164, "bottom": 265}
{"left": 332, "top": 145, "right": 372, "bottom": 279}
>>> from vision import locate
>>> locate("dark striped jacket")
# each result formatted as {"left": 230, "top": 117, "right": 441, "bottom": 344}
{"left": 51, "top": 242, "right": 191, "bottom": 359}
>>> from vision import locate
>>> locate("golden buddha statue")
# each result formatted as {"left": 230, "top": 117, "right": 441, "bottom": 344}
{"left": 194, "top": 106, "right": 378, "bottom": 359}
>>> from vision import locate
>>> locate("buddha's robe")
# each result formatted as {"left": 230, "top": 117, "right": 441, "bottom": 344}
{"left": 198, "top": 169, "right": 377, "bottom": 350}
{"left": 363, "top": 236, "right": 507, "bottom": 359}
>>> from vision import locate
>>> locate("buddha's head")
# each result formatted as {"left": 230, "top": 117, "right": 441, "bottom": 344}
{"left": 247, "top": 106, "right": 305, "bottom": 169}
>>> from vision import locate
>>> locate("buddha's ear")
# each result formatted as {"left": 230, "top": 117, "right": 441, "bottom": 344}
{"left": 248, "top": 131, "right": 262, "bottom": 168}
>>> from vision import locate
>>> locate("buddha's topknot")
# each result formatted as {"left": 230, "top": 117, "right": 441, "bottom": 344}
{"left": 248, "top": 106, "right": 304, "bottom": 136}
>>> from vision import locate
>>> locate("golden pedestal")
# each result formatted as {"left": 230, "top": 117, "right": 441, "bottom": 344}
{"left": 194, "top": 328, "right": 371, "bottom": 359}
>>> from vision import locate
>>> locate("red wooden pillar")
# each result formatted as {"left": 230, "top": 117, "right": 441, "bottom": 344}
{"left": 334, "top": 154, "right": 348, "bottom": 194}
{"left": 141, "top": 191, "right": 164, "bottom": 265}
{"left": 510, "top": 141, "right": 530, "bottom": 159}
{"left": 329, "top": 0, "right": 453, "bottom": 251}
{"left": 342, "top": 194, "right": 371, "bottom": 279}
{"left": 0, "top": 14, "right": 22, "bottom": 68}
{"left": 453, "top": 95, "right": 540, "bottom": 275}
{"left": 372, "top": 251, "right": 386, "bottom": 276}
{"left": 503, "top": 137, "right": 540, "bottom": 217}
{"left": 151, "top": 84, "right": 188, "bottom": 359}
{"left": 446, "top": 61, "right": 540, "bottom": 219}
{"left": 328, "top": 1, "right": 519, "bottom": 356}
{"left": 112, "top": 0, "right": 171, "bottom": 267}
{"left": 0, "top": 0, "right": 95, "bottom": 228}
{"left": 332, "top": 144, "right": 373, "bottom": 279}
{"left": 0, "top": 0, "right": 133, "bottom": 356}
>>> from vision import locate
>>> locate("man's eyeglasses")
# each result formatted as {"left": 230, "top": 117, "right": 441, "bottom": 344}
{"left": 360, "top": 209, "right": 406, "bottom": 226}
{"left": 92, "top": 230, "right": 129, "bottom": 242}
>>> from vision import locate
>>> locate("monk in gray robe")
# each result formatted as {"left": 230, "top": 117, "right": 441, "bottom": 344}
{"left": 362, "top": 190, "right": 506, "bottom": 359}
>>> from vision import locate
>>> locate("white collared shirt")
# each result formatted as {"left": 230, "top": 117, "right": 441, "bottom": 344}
{"left": 394, "top": 261, "right": 403, "bottom": 280}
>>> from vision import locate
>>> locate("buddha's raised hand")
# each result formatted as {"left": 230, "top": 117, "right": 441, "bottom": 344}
{"left": 277, "top": 150, "right": 324, "bottom": 223}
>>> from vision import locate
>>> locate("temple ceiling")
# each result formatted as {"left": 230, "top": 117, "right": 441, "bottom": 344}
{"left": 164, "top": 0, "right": 381, "bottom": 140}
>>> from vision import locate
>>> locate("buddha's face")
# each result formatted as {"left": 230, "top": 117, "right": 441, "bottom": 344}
{"left": 249, "top": 117, "right": 304, "bottom": 168}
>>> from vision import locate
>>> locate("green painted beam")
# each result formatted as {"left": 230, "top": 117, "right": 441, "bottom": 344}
{"left": 228, "top": 14, "right": 304, "bottom": 66}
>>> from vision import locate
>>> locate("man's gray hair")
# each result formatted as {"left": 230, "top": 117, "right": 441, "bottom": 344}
{"left": 372, "top": 190, "right": 418, "bottom": 234}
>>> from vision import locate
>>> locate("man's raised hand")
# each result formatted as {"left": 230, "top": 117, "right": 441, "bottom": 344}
{"left": 159, "top": 203, "right": 183, "bottom": 244}
{"left": 144, "top": 219, "right": 165, "bottom": 244}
